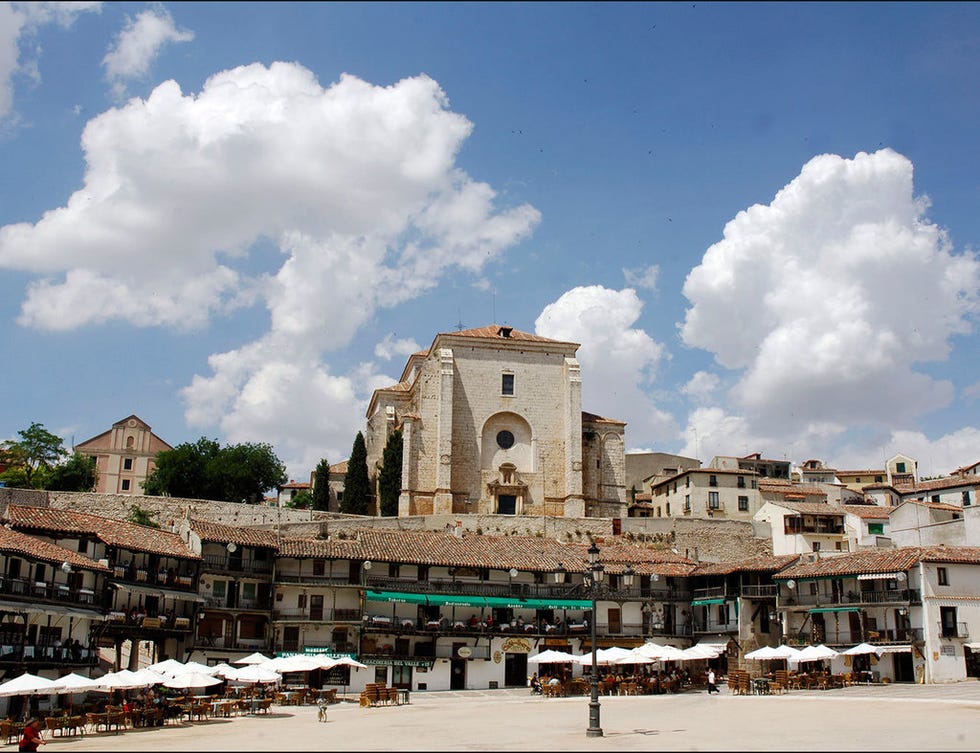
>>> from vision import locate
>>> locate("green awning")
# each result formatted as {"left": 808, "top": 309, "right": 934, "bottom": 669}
{"left": 364, "top": 590, "right": 591, "bottom": 610}
{"left": 691, "top": 598, "right": 726, "bottom": 606}
{"left": 808, "top": 606, "right": 861, "bottom": 613}
{"left": 365, "top": 590, "right": 429, "bottom": 605}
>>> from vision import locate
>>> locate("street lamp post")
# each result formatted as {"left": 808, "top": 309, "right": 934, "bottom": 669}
{"left": 586, "top": 543, "right": 604, "bottom": 738}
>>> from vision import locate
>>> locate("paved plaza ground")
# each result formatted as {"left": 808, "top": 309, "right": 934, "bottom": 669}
{"left": 24, "top": 682, "right": 980, "bottom": 752}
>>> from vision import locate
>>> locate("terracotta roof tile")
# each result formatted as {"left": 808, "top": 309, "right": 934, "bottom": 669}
{"left": 691, "top": 554, "right": 800, "bottom": 577}
{"left": 766, "top": 500, "right": 844, "bottom": 515}
{"left": 278, "top": 530, "right": 695, "bottom": 577}
{"left": 918, "top": 546, "right": 980, "bottom": 564}
{"left": 841, "top": 505, "right": 892, "bottom": 519}
{"left": 190, "top": 519, "right": 279, "bottom": 549}
{"left": 907, "top": 475, "right": 980, "bottom": 493}
{"left": 442, "top": 325, "right": 575, "bottom": 345}
{"left": 6, "top": 505, "right": 199, "bottom": 560}
{"left": 0, "top": 526, "right": 110, "bottom": 572}
{"left": 900, "top": 499, "right": 962, "bottom": 513}
{"left": 775, "top": 548, "right": 922, "bottom": 580}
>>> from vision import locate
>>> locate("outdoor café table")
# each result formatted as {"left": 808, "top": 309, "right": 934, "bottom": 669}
{"left": 210, "top": 700, "right": 235, "bottom": 718}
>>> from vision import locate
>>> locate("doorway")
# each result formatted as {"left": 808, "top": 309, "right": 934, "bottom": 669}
{"left": 893, "top": 651, "right": 914, "bottom": 682}
{"left": 498, "top": 495, "right": 517, "bottom": 515}
{"left": 450, "top": 659, "right": 466, "bottom": 690}
{"left": 504, "top": 652, "right": 527, "bottom": 687}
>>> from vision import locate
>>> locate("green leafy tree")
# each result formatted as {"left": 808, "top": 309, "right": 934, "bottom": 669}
{"left": 287, "top": 490, "right": 312, "bottom": 509}
{"left": 144, "top": 437, "right": 286, "bottom": 504}
{"left": 208, "top": 442, "right": 287, "bottom": 504}
{"left": 0, "top": 422, "right": 66, "bottom": 488}
{"left": 377, "top": 430, "right": 402, "bottom": 517}
{"left": 342, "top": 432, "right": 371, "bottom": 515}
{"left": 44, "top": 452, "right": 98, "bottom": 492}
{"left": 127, "top": 505, "right": 160, "bottom": 528}
{"left": 311, "top": 458, "right": 332, "bottom": 511}
{"left": 144, "top": 437, "right": 220, "bottom": 498}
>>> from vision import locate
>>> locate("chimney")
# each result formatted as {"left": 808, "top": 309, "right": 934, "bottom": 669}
{"left": 498, "top": 326, "right": 513, "bottom": 338}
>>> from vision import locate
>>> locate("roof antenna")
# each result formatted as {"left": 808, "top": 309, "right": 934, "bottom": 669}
{"left": 492, "top": 289, "right": 496, "bottom": 325}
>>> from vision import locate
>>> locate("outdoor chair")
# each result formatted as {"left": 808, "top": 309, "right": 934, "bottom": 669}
{"left": 44, "top": 717, "right": 63, "bottom": 737}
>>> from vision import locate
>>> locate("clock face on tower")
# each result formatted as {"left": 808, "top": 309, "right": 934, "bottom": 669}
{"left": 496, "top": 430, "right": 515, "bottom": 449}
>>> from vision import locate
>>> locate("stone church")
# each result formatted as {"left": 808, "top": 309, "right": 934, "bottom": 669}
{"left": 365, "top": 325, "right": 627, "bottom": 518}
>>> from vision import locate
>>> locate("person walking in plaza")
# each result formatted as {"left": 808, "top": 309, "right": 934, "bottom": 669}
{"left": 19, "top": 718, "right": 45, "bottom": 752}
{"left": 707, "top": 668, "right": 719, "bottom": 694}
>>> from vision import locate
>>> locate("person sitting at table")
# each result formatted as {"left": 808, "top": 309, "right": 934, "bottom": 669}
{"left": 468, "top": 614, "right": 479, "bottom": 628}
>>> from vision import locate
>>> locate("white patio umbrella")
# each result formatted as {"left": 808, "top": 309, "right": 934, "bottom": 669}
{"left": 51, "top": 673, "right": 100, "bottom": 693}
{"left": 225, "top": 665, "right": 282, "bottom": 684}
{"left": 234, "top": 652, "right": 273, "bottom": 665}
{"left": 769, "top": 645, "right": 803, "bottom": 661}
{"left": 173, "top": 661, "right": 218, "bottom": 675}
{"left": 576, "top": 646, "right": 634, "bottom": 665}
{"left": 162, "top": 671, "right": 223, "bottom": 690}
{"left": 325, "top": 656, "right": 368, "bottom": 670}
{"left": 681, "top": 644, "right": 720, "bottom": 661}
{"left": 93, "top": 670, "right": 154, "bottom": 691}
{"left": 796, "top": 644, "right": 840, "bottom": 661}
{"left": 527, "top": 649, "right": 579, "bottom": 664}
{"left": 743, "top": 645, "right": 783, "bottom": 661}
{"left": 652, "top": 644, "right": 689, "bottom": 662}
{"left": 0, "top": 672, "right": 60, "bottom": 696}
{"left": 147, "top": 658, "right": 188, "bottom": 676}
{"left": 615, "top": 648, "right": 657, "bottom": 665}
{"left": 131, "top": 668, "right": 167, "bottom": 686}
{"left": 50, "top": 673, "right": 100, "bottom": 714}
{"left": 632, "top": 642, "right": 668, "bottom": 660}
{"left": 209, "top": 663, "right": 238, "bottom": 678}
{"left": 842, "top": 642, "right": 880, "bottom": 656}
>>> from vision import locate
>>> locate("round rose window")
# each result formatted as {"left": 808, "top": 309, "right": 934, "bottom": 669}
{"left": 496, "top": 430, "right": 515, "bottom": 449}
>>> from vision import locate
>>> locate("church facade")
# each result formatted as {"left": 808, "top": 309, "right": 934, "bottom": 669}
{"left": 365, "top": 325, "right": 627, "bottom": 518}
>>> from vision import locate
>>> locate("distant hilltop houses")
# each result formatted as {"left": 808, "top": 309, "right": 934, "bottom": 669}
{"left": 1, "top": 323, "right": 977, "bottom": 695}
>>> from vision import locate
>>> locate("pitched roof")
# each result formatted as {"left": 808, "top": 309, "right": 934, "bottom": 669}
{"left": 765, "top": 500, "right": 843, "bottom": 516}
{"left": 759, "top": 482, "right": 828, "bottom": 497}
{"left": 582, "top": 411, "right": 626, "bottom": 427}
{"left": 443, "top": 325, "right": 576, "bottom": 346}
{"left": 691, "top": 554, "right": 800, "bottom": 577}
{"left": 775, "top": 548, "right": 923, "bottom": 580}
{"left": 906, "top": 475, "right": 980, "bottom": 493}
{"left": 918, "top": 546, "right": 980, "bottom": 565}
{"left": 841, "top": 504, "right": 892, "bottom": 519}
{"left": 5, "top": 505, "right": 199, "bottom": 560}
{"left": 278, "top": 530, "right": 696, "bottom": 577}
{"left": 0, "top": 526, "right": 110, "bottom": 572}
{"left": 898, "top": 499, "right": 963, "bottom": 513}
{"left": 190, "top": 519, "right": 279, "bottom": 549}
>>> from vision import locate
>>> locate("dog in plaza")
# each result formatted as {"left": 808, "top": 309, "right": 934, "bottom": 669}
{"left": 317, "top": 703, "right": 329, "bottom": 722}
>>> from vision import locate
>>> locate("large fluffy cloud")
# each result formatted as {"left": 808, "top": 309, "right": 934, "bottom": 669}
{"left": 0, "top": 63, "right": 540, "bottom": 474}
{"left": 535, "top": 285, "right": 675, "bottom": 446}
{"left": 677, "top": 149, "right": 979, "bottom": 470}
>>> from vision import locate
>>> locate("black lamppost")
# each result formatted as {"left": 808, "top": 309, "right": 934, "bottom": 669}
{"left": 586, "top": 543, "right": 604, "bottom": 738}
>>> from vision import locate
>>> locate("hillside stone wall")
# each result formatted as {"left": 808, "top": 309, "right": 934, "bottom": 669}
{"left": 0, "top": 489, "right": 770, "bottom": 563}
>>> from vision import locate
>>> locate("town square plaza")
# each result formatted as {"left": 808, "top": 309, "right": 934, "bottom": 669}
{"left": 23, "top": 683, "right": 980, "bottom": 752}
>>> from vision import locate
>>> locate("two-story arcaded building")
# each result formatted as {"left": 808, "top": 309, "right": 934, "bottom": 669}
{"left": 364, "top": 325, "right": 627, "bottom": 519}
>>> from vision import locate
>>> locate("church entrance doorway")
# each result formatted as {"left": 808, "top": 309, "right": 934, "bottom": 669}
{"left": 498, "top": 495, "right": 517, "bottom": 515}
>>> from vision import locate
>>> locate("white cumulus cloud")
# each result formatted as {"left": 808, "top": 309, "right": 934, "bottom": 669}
{"left": 535, "top": 285, "right": 675, "bottom": 447}
{"left": 0, "top": 63, "right": 539, "bottom": 476}
{"left": 679, "top": 149, "right": 980, "bottom": 463}
{"left": 375, "top": 334, "right": 421, "bottom": 361}
{"left": 623, "top": 264, "right": 659, "bottom": 291}
{"left": 103, "top": 6, "right": 193, "bottom": 98}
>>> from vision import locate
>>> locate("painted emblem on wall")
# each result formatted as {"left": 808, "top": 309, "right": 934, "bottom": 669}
{"left": 501, "top": 637, "right": 532, "bottom": 653}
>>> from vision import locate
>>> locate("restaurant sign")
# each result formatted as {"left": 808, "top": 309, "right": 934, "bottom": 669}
{"left": 362, "top": 657, "right": 435, "bottom": 668}
{"left": 500, "top": 637, "right": 532, "bottom": 653}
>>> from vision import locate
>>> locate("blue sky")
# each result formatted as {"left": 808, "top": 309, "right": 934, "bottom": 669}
{"left": 1, "top": 2, "right": 977, "bottom": 482}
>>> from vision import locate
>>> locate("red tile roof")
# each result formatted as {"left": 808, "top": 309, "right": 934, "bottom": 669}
{"left": 691, "top": 554, "right": 800, "bottom": 577}
{"left": 766, "top": 500, "right": 844, "bottom": 516}
{"left": 0, "top": 526, "right": 110, "bottom": 572}
{"left": 278, "top": 530, "right": 695, "bottom": 577}
{"left": 841, "top": 505, "right": 892, "bottom": 519}
{"left": 776, "top": 548, "right": 923, "bottom": 580}
{"left": 907, "top": 475, "right": 980, "bottom": 493}
{"left": 6, "top": 505, "right": 199, "bottom": 560}
{"left": 190, "top": 519, "right": 279, "bottom": 549}
{"left": 442, "top": 325, "right": 576, "bottom": 346}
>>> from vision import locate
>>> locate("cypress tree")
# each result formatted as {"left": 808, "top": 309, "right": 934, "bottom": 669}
{"left": 312, "top": 457, "right": 332, "bottom": 511}
{"left": 342, "top": 432, "right": 371, "bottom": 515}
{"left": 378, "top": 430, "right": 403, "bottom": 517}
